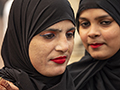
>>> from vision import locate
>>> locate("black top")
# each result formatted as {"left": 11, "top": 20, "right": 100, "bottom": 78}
{"left": 68, "top": 0, "right": 120, "bottom": 90}
{"left": 68, "top": 50, "right": 120, "bottom": 90}
{"left": 0, "top": 0, "right": 75, "bottom": 90}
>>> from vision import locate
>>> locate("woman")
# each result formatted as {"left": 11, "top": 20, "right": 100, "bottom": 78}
{"left": 68, "top": 0, "right": 120, "bottom": 90}
{"left": 0, "top": 0, "right": 76, "bottom": 90}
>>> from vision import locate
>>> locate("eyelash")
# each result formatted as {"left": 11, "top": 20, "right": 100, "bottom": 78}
{"left": 80, "top": 20, "right": 113, "bottom": 28}
{"left": 80, "top": 21, "right": 90, "bottom": 28}
{"left": 40, "top": 31, "right": 74, "bottom": 39}
{"left": 40, "top": 33, "right": 55, "bottom": 39}
{"left": 66, "top": 31, "right": 74, "bottom": 38}
{"left": 100, "top": 21, "right": 112, "bottom": 25}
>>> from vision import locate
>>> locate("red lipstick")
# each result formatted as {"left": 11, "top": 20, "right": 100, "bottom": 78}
{"left": 90, "top": 43, "right": 103, "bottom": 49}
{"left": 50, "top": 56, "right": 67, "bottom": 64}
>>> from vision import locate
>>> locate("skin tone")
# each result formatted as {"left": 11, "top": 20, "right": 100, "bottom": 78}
{"left": 29, "top": 20, "right": 75, "bottom": 77}
{"left": 79, "top": 9, "right": 120, "bottom": 60}
{"left": 0, "top": 78, "right": 19, "bottom": 90}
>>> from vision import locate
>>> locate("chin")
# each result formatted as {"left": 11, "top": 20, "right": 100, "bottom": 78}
{"left": 47, "top": 67, "right": 66, "bottom": 77}
{"left": 48, "top": 71, "right": 64, "bottom": 77}
{"left": 92, "top": 54, "right": 108, "bottom": 60}
{"left": 90, "top": 51, "right": 105, "bottom": 60}
{"left": 55, "top": 68, "right": 65, "bottom": 75}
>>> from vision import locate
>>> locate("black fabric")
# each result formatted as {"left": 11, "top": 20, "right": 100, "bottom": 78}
{"left": 68, "top": 50, "right": 120, "bottom": 90}
{"left": 68, "top": 0, "right": 120, "bottom": 90}
{"left": 0, "top": 0, "right": 75, "bottom": 90}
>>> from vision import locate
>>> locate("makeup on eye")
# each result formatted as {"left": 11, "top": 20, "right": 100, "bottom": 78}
{"left": 79, "top": 20, "right": 90, "bottom": 28}
{"left": 66, "top": 29, "right": 75, "bottom": 38}
{"left": 40, "top": 31, "right": 56, "bottom": 39}
{"left": 96, "top": 15, "right": 114, "bottom": 26}
{"left": 79, "top": 16, "right": 114, "bottom": 28}
{"left": 100, "top": 20, "right": 114, "bottom": 26}
{"left": 40, "top": 27, "right": 75, "bottom": 39}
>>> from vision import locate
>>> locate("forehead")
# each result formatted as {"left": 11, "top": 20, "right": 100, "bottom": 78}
{"left": 48, "top": 20, "right": 74, "bottom": 28}
{"left": 39, "top": 20, "right": 75, "bottom": 34}
{"left": 44, "top": 20, "right": 74, "bottom": 31}
{"left": 80, "top": 8, "right": 109, "bottom": 17}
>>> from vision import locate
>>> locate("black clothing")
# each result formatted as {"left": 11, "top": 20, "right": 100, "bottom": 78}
{"left": 68, "top": 50, "right": 120, "bottom": 90}
{"left": 68, "top": 0, "right": 120, "bottom": 90}
{"left": 0, "top": 0, "right": 75, "bottom": 90}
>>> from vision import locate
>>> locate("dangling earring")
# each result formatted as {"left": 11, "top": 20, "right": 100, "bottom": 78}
{"left": 67, "top": 49, "right": 69, "bottom": 52}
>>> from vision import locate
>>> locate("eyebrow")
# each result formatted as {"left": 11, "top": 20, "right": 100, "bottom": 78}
{"left": 79, "top": 15, "right": 111, "bottom": 20}
{"left": 45, "top": 28, "right": 62, "bottom": 32}
{"left": 68, "top": 27, "right": 76, "bottom": 31}
{"left": 95, "top": 15, "right": 111, "bottom": 20}
{"left": 45, "top": 27, "right": 75, "bottom": 32}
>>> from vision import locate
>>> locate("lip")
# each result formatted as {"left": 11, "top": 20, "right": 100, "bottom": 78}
{"left": 50, "top": 56, "right": 67, "bottom": 64}
{"left": 90, "top": 43, "right": 103, "bottom": 49}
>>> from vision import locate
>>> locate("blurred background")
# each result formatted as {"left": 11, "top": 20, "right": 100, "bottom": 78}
{"left": 0, "top": 0, "right": 85, "bottom": 68}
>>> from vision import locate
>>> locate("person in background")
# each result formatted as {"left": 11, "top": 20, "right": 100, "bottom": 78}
{"left": 0, "top": 0, "right": 76, "bottom": 90}
{"left": 2, "top": 0, "right": 13, "bottom": 36}
{"left": 0, "top": 0, "right": 7, "bottom": 17}
{"left": 68, "top": 0, "right": 120, "bottom": 90}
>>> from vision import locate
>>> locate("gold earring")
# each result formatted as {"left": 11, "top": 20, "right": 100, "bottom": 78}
{"left": 67, "top": 49, "right": 69, "bottom": 52}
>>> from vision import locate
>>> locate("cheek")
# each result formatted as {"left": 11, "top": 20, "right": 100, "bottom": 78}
{"left": 29, "top": 39, "right": 48, "bottom": 65}
{"left": 102, "top": 27, "right": 120, "bottom": 48}
{"left": 69, "top": 40, "right": 74, "bottom": 53}
{"left": 29, "top": 43, "right": 48, "bottom": 72}
{"left": 79, "top": 31, "right": 87, "bottom": 46}
{"left": 29, "top": 44, "right": 43, "bottom": 64}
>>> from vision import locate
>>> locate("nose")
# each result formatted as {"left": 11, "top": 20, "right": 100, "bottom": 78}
{"left": 88, "top": 25, "right": 101, "bottom": 38}
{"left": 55, "top": 36, "right": 69, "bottom": 52}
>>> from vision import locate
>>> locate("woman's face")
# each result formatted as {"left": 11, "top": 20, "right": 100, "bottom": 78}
{"left": 79, "top": 9, "right": 120, "bottom": 60}
{"left": 29, "top": 20, "right": 75, "bottom": 77}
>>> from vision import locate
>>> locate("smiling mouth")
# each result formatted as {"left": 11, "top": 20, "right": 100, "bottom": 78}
{"left": 90, "top": 43, "right": 103, "bottom": 49}
{"left": 50, "top": 56, "right": 67, "bottom": 64}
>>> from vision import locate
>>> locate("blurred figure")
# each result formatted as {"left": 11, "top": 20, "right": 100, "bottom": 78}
{"left": 0, "top": 0, "right": 7, "bottom": 17}
{"left": 2, "top": 0, "right": 13, "bottom": 36}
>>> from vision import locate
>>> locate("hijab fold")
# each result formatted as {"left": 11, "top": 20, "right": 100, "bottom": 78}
{"left": 68, "top": 50, "right": 120, "bottom": 90}
{"left": 0, "top": 0, "right": 75, "bottom": 89}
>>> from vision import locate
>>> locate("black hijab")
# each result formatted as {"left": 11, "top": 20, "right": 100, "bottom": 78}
{"left": 68, "top": 0, "right": 120, "bottom": 90}
{"left": 0, "top": 0, "right": 75, "bottom": 90}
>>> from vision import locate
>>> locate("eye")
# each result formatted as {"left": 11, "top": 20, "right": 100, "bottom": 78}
{"left": 40, "top": 33, "right": 55, "bottom": 39}
{"left": 100, "top": 20, "right": 112, "bottom": 25}
{"left": 66, "top": 30, "right": 75, "bottom": 38}
{"left": 80, "top": 21, "right": 90, "bottom": 28}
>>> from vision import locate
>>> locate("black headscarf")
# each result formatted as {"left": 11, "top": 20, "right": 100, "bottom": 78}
{"left": 0, "top": 0, "right": 75, "bottom": 90}
{"left": 68, "top": 0, "right": 120, "bottom": 90}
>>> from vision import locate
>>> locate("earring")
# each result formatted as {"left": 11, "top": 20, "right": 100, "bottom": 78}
{"left": 67, "top": 49, "right": 69, "bottom": 52}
